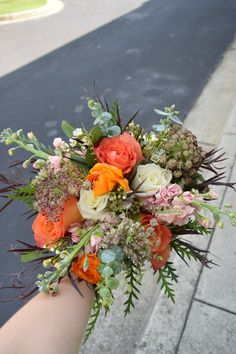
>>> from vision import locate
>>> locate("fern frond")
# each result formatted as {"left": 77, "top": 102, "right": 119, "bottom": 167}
{"left": 123, "top": 262, "right": 142, "bottom": 316}
{"left": 157, "top": 262, "right": 178, "bottom": 303}
{"left": 83, "top": 297, "right": 102, "bottom": 343}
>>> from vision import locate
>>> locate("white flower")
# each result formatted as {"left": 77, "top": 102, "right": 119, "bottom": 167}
{"left": 27, "top": 131, "right": 35, "bottom": 140}
{"left": 69, "top": 138, "right": 77, "bottom": 147}
{"left": 77, "top": 189, "right": 109, "bottom": 220}
{"left": 53, "top": 137, "right": 64, "bottom": 148}
{"left": 132, "top": 163, "right": 172, "bottom": 197}
{"left": 73, "top": 128, "right": 83, "bottom": 137}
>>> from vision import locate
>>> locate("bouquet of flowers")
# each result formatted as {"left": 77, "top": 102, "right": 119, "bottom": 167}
{"left": 0, "top": 97, "right": 235, "bottom": 341}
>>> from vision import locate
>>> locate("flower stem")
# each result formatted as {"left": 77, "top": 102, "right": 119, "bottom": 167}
{"left": 16, "top": 140, "right": 49, "bottom": 160}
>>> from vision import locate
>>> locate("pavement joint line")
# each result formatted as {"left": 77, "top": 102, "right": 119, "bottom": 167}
{"left": 224, "top": 132, "right": 236, "bottom": 136}
{"left": 193, "top": 298, "right": 236, "bottom": 316}
{"left": 198, "top": 141, "right": 215, "bottom": 147}
{"left": 175, "top": 153, "right": 236, "bottom": 354}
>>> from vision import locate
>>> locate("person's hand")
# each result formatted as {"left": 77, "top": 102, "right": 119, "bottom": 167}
{"left": 0, "top": 278, "right": 95, "bottom": 354}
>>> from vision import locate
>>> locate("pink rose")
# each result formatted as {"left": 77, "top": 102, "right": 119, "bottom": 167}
{"left": 95, "top": 132, "right": 144, "bottom": 174}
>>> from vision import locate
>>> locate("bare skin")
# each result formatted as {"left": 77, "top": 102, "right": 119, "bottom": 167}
{"left": 0, "top": 278, "right": 94, "bottom": 354}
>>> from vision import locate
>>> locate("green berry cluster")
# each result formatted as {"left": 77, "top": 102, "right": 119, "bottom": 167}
{"left": 107, "top": 187, "right": 142, "bottom": 215}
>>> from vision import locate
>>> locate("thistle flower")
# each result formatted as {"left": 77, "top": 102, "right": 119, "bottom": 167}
{"left": 151, "top": 125, "right": 205, "bottom": 184}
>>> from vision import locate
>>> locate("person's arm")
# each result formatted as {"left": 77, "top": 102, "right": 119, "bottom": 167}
{"left": 0, "top": 278, "right": 94, "bottom": 354}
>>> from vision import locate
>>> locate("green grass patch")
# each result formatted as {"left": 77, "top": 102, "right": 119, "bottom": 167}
{"left": 0, "top": 0, "right": 47, "bottom": 15}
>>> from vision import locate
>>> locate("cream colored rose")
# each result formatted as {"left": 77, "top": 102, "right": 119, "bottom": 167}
{"left": 77, "top": 189, "right": 109, "bottom": 220}
{"left": 132, "top": 164, "right": 172, "bottom": 197}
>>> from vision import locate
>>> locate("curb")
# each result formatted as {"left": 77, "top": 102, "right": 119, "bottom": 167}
{"left": 135, "top": 37, "right": 236, "bottom": 354}
{"left": 0, "top": 0, "right": 64, "bottom": 24}
{"left": 184, "top": 37, "right": 236, "bottom": 147}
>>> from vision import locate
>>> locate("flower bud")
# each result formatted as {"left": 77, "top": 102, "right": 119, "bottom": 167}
{"left": 8, "top": 148, "right": 15, "bottom": 156}
{"left": 199, "top": 217, "right": 211, "bottom": 228}
{"left": 22, "top": 159, "right": 31, "bottom": 169}
{"left": 43, "top": 259, "right": 51, "bottom": 267}
{"left": 217, "top": 221, "right": 224, "bottom": 229}
{"left": 33, "top": 159, "right": 46, "bottom": 169}
{"left": 27, "top": 131, "right": 35, "bottom": 140}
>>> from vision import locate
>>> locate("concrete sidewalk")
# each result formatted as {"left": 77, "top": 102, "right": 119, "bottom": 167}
{"left": 136, "top": 92, "right": 236, "bottom": 354}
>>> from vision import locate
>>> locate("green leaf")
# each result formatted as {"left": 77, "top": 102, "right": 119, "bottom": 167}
{"left": 85, "top": 149, "right": 97, "bottom": 167}
{"left": 69, "top": 154, "right": 89, "bottom": 170}
{"left": 61, "top": 120, "right": 75, "bottom": 138}
{"left": 21, "top": 250, "right": 46, "bottom": 263}
{"left": 110, "top": 100, "right": 121, "bottom": 126}
{"left": 90, "top": 126, "right": 103, "bottom": 144}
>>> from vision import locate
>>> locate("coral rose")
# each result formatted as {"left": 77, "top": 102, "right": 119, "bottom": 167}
{"left": 142, "top": 214, "right": 172, "bottom": 271}
{"left": 95, "top": 132, "right": 144, "bottom": 174}
{"left": 32, "top": 196, "right": 83, "bottom": 248}
{"left": 87, "top": 163, "right": 131, "bottom": 196}
{"left": 71, "top": 254, "right": 101, "bottom": 284}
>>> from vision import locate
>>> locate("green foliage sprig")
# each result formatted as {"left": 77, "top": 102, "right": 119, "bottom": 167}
{"left": 171, "top": 237, "right": 216, "bottom": 268}
{"left": 157, "top": 261, "right": 178, "bottom": 303}
{"left": 84, "top": 296, "right": 102, "bottom": 343}
{"left": 0, "top": 128, "right": 52, "bottom": 161}
{"left": 8, "top": 183, "right": 36, "bottom": 210}
{"left": 123, "top": 262, "right": 143, "bottom": 316}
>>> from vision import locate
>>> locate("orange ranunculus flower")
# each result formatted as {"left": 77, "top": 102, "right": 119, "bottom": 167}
{"left": 142, "top": 214, "right": 172, "bottom": 272}
{"left": 71, "top": 254, "right": 101, "bottom": 285}
{"left": 32, "top": 196, "right": 83, "bottom": 248}
{"left": 87, "top": 163, "right": 131, "bottom": 196}
{"left": 95, "top": 132, "right": 144, "bottom": 175}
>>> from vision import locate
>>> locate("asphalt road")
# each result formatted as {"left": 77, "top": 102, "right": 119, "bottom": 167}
{"left": 1, "top": 0, "right": 236, "bottom": 325}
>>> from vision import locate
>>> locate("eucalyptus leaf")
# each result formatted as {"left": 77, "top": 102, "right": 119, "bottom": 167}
{"left": 99, "top": 249, "right": 116, "bottom": 264}
{"left": 101, "top": 112, "right": 113, "bottom": 122}
{"left": 152, "top": 124, "right": 165, "bottom": 132}
{"left": 99, "top": 287, "right": 111, "bottom": 299}
{"left": 102, "top": 266, "right": 113, "bottom": 278}
{"left": 107, "top": 277, "right": 119, "bottom": 289}
{"left": 111, "top": 246, "right": 124, "bottom": 262}
{"left": 107, "top": 125, "right": 121, "bottom": 137}
{"left": 109, "top": 261, "right": 122, "bottom": 274}
{"left": 61, "top": 120, "right": 75, "bottom": 138}
{"left": 154, "top": 109, "right": 169, "bottom": 116}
